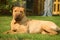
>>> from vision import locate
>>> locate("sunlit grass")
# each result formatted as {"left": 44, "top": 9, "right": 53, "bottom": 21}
{"left": 0, "top": 16, "right": 60, "bottom": 40}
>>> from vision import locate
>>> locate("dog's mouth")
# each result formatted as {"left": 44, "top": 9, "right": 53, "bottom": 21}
{"left": 15, "top": 14, "right": 24, "bottom": 21}
{"left": 15, "top": 17, "right": 21, "bottom": 21}
{"left": 15, "top": 17, "right": 22, "bottom": 21}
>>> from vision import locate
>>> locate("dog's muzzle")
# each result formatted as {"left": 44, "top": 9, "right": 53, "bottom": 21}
{"left": 15, "top": 16, "right": 21, "bottom": 21}
{"left": 15, "top": 13, "right": 23, "bottom": 21}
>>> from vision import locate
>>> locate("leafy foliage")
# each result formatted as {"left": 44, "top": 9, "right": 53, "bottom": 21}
{"left": 0, "top": 0, "right": 23, "bottom": 16}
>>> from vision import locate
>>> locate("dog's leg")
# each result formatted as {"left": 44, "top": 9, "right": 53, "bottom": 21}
{"left": 11, "top": 19, "right": 16, "bottom": 30}
{"left": 41, "top": 30, "right": 48, "bottom": 34}
{"left": 42, "top": 26, "right": 58, "bottom": 35}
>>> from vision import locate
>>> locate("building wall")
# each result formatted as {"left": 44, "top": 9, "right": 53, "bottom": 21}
{"left": 33, "top": 0, "right": 44, "bottom": 15}
{"left": 26, "top": 0, "right": 60, "bottom": 15}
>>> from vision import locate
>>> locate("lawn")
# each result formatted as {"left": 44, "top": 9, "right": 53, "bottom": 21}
{"left": 0, "top": 16, "right": 60, "bottom": 40}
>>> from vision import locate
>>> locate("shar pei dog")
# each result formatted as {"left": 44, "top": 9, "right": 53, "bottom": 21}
{"left": 5, "top": 6, "right": 60, "bottom": 35}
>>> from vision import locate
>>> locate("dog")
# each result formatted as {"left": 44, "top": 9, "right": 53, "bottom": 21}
{"left": 10, "top": 7, "right": 28, "bottom": 34}
{"left": 5, "top": 6, "right": 60, "bottom": 35}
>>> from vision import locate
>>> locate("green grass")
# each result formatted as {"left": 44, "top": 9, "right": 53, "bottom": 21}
{"left": 0, "top": 16, "right": 60, "bottom": 40}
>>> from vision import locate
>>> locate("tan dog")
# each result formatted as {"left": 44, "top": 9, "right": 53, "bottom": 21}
{"left": 10, "top": 7, "right": 28, "bottom": 34}
{"left": 6, "top": 7, "right": 60, "bottom": 35}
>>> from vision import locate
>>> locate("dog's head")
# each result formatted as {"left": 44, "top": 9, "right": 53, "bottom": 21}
{"left": 13, "top": 7, "right": 25, "bottom": 21}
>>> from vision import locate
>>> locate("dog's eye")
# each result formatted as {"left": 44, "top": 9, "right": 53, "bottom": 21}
{"left": 20, "top": 11, "right": 23, "bottom": 13}
{"left": 15, "top": 10, "right": 17, "bottom": 12}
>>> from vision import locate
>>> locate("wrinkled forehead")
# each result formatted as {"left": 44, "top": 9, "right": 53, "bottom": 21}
{"left": 20, "top": 7, "right": 24, "bottom": 11}
{"left": 13, "top": 7, "right": 24, "bottom": 11}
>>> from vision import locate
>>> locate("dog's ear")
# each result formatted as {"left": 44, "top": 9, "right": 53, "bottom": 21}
{"left": 12, "top": 7, "right": 16, "bottom": 12}
{"left": 20, "top": 7, "right": 25, "bottom": 11}
{"left": 12, "top": 7, "right": 16, "bottom": 10}
{"left": 21, "top": 7, "right": 25, "bottom": 13}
